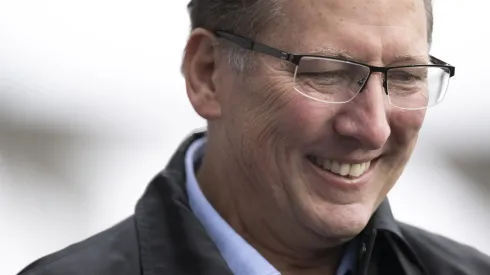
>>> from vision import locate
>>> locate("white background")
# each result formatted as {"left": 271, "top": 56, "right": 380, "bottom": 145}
{"left": 1, "top": 0, "right": 489, "bottom": 274}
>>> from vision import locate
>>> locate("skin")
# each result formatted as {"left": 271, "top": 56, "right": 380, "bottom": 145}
{"left": 182, "top": 0, "right": 428, "bottom": 274}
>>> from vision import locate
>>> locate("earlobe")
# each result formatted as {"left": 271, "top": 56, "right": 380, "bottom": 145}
{"left": 183, "top": 28, "right": 222, "bottom": 120}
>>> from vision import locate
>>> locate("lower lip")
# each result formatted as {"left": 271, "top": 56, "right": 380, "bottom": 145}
{"left": 306, "top": 156, "right": 377, "bottom": 189}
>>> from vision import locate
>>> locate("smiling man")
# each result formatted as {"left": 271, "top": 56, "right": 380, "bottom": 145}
{"left": 18, "top": 0, "right": 490, "bottom": 275}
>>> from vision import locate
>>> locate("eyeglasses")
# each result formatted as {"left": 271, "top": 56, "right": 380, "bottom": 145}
{"left": 215, "top": 31, "right": 456, "bottom": 110}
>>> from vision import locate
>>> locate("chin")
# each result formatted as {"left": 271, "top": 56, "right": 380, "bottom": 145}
{"left": 300, "top": 200, "right": 374, "bottom": 239}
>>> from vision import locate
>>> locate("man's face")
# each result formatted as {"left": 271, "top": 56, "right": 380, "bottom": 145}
{"left": 213, "top": 0, "right": 428, "bottom": 242}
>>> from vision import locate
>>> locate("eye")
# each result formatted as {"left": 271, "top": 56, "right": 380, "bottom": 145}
{"left": 388, "top": 67, "right": 428, "bottom": 84}
{"left": 299, "top": 70, "right": 352, "bottom": 85}
{"left": 389, "top": 71, "right": 420, "bottom": 82}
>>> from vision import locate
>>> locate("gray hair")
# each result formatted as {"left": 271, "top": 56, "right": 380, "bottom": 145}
{"left": 186, "top": 0, "right": 434, "bottom": 72}
{"left": 425, "top": 0, "right": 433, "bottom": 45}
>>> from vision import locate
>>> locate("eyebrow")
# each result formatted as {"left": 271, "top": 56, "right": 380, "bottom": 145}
{"left": 304, "top": 47, "right": 429, "bottom": 65}
{"left": 306, "top": 47, "right": 357, "bottom": 62}
{"left": 392, "top": 54, "right": 430, "bottom": 65}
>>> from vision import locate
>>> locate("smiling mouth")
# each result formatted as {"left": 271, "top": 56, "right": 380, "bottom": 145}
{"left": 307, "top": 155, "right": 374, "bottom": 178}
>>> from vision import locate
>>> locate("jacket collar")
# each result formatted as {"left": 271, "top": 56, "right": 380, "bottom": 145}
{"left": 135, "top": 131, "right": 426, "bottom": 275}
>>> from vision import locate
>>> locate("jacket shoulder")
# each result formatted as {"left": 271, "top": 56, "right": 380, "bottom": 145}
{"left": 17, "top": 217, "right": 141, "bottom": 275}
{"left": 398, "top": 222, "right": 490, "bottom": 274}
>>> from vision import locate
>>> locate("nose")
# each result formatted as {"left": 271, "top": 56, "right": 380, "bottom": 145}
{"left": 333, "top": 74, "right": 391, "bottom": 150}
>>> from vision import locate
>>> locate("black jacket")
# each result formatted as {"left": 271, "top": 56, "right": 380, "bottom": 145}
{"left": 18, "top": 132, "right": 490, "bottom": 275}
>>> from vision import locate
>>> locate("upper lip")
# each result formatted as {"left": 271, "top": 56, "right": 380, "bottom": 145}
{"left": 307, "top": 154, "right": 381, "bottom": 164}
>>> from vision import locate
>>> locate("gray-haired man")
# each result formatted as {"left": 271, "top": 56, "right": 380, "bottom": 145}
{"left": 18, "top": 0, "right": 490, "bottom": 274}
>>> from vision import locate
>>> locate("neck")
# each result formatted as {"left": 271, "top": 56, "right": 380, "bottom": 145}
{"left": 196, "top": 140, "right": 344, "bottom": 275}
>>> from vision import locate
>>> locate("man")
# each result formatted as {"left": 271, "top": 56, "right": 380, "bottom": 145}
{"left": 17, "top": 0, "right": 490, "bottom": 274}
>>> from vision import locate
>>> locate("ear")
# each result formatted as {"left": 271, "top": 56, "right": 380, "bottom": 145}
{"left": 182, "top": 28, "right": 222, "bottom": 120}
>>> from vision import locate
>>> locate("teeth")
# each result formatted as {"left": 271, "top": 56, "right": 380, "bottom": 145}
{"left": 323, "top": 159, "right": 332, "bottom": 170}
{"left": 350, "top": 164, "right": 362, "bottom": 177}
{"left": 314, "top": 157, "right": 371, "bottom": 178}
{"left": 339, "top": 163, "right": 350, "bottom": 176}
{"left": 331, "top": 161, "right": 340, "bottom": 174}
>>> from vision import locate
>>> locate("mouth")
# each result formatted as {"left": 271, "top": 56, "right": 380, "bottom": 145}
{"left": 306, "top": 155, "right": 377, "bottom": 180}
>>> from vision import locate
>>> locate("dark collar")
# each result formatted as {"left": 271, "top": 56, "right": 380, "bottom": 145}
{"left": 134, "top": 131, "right": 426, "bottom": 275}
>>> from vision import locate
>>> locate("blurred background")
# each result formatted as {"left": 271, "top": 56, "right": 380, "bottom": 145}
{"left": 1, "top": 0, "right": 489, "bottom": 274}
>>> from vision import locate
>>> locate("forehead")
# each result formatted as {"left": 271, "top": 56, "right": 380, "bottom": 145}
{"left": 269, "top": 0, "right": 428, "bottom": 64}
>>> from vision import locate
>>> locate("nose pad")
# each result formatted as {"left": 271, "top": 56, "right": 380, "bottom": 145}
{"left": 357, "top": 77, "right": 367, "bottom": 87}
{"left": 357, "top": 74, "right": 386, "bottom": 94}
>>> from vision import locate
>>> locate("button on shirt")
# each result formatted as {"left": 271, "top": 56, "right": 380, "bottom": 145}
{"left": 185, "top": 137, "right": 358, "bottom": 275}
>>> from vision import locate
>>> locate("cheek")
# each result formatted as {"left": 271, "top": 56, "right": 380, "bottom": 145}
{"left": 227, "top": 79, "right": 328, "bottom": 170}
{"left": 388, "top": 108, "right": 426, "bottom": 147}
{"left": 274, "top": 97, "right": 339, "bottom": 147}
{"left": 224, "top": 79, "right": 296, "bottom": 164}
{"left": 226, "top": 73, "right": 338, "bottom": 167}
{"left": 231, "top": 77, "right": 297, "bottom": 141}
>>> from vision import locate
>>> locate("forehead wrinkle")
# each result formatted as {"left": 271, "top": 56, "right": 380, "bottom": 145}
{"left": 276, "top": 0, "right": 429, "bottom": 65}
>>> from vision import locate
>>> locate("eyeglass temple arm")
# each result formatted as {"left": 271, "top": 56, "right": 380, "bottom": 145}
{"left": 430, "top": 55, "right": 455, "bottom": 77}
{"left": 214, "top": 31, "right": 297, "bottom": 64}
{"left": 430, "top": 55, "right": 447, "bottom": 65}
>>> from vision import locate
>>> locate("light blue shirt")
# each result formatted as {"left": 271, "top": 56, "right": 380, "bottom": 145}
{"left": 185, "top": 137, "right": 357, "bottom": 275}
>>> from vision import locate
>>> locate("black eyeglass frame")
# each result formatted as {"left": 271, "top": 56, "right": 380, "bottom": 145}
{"left": 214, "top": 30, "right": 456, "bottom": 98}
